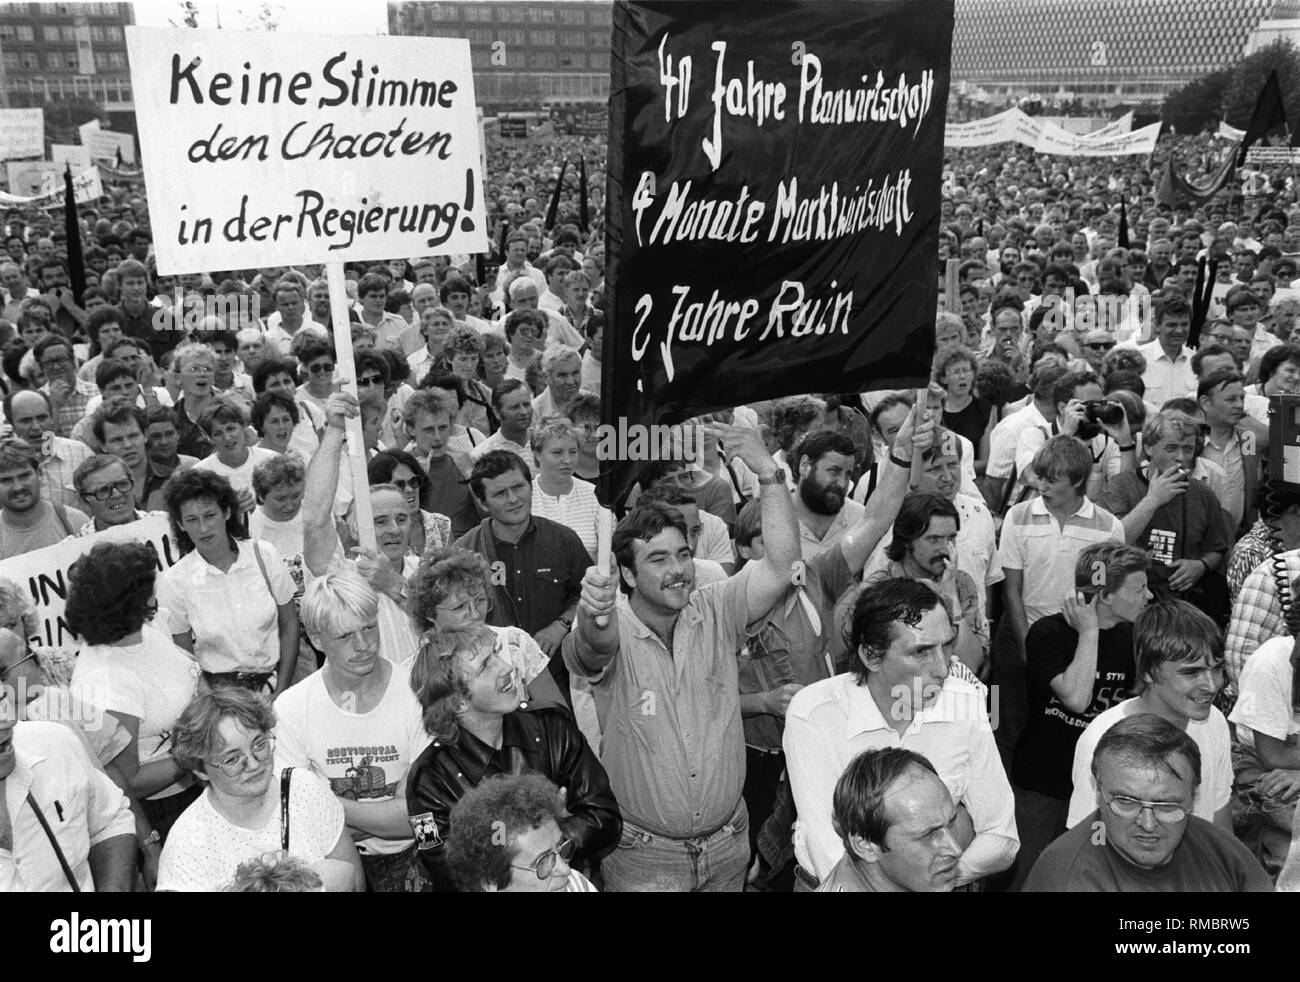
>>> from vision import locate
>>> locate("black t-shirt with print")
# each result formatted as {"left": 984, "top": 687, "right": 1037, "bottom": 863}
{"left": 1011, "top": 613, "right": 1136, "bottom": 800}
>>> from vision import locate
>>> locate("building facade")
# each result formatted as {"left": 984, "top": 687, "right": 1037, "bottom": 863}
{"left": 387, "top": 0, "right": 610, "bottom": 106}
{"left": 0, "top": 2, "right": 134, "bottom": 114}
{"left": 952, "top": 0, "right": 1300, "bottom": 105}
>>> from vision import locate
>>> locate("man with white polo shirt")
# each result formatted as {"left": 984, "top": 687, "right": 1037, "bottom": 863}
{"left": 784, "top": 577, "right": 1017, "bottom": 889}
{"left": 1137, "top": 295, "right": 1197, "bottom": 409}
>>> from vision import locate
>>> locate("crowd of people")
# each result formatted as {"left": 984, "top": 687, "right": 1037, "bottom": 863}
{"left": 3, "top": 113, "right": 1300, "bottom": 894}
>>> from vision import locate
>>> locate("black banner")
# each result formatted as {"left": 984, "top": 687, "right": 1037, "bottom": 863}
{"left": 604, "top": 0, "right": 953, "bottom": 503}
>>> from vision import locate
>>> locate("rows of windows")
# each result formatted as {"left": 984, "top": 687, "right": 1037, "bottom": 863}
{"left": 31, "top": 2, "right": 127, "bottom": 16}
{"left": 466, "top": 48, "right": 609, "bottom": 71}
{"left": 0, "top": 22, "right": 124, "bottom": 42}
{"left": 405, "top": 3, "right": 612, "bottom": 29}
{"left": 424, "top": 24, "right": 607, "bottom": 50}
{"left": 7, "top": 75, "right": 132, "bottom": 105}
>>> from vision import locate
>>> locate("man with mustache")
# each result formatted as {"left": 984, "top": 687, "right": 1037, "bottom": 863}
{"left": 562, "top": 421, "right": 801, "bottom": 891}
{"left": 791, "top": 430, "right": 863, "bottom": 561}
{"left": 0, "top": 438, "right": 88, "bottom": 557}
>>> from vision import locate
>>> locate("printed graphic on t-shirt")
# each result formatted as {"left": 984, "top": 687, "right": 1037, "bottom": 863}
{"left": 1148, "top": 528, "right": 1177, "bottom": 565}
{"left": 325, "top": 745, "right": 400, "bottom": 800}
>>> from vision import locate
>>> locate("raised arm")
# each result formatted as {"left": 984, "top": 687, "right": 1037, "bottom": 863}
{"left": 303, "top": 391, "right": 358, "bottom": 575}
{"left": 707, "top": 422, "right": 799, "bottom": 625}
{"left": 840, "top": 399, "right": 938, "bottom": 575}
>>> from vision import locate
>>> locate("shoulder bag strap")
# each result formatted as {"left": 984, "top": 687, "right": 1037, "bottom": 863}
{"left": 280, "top": 766, "right": 293, "bottom": 852}
{"left": 26, "top": 792, "right": 81, "bottom": 892}
{"left": 252, "top": 540, "right": 275, "bottom": 598}
{"left": 53, "top": 503, "right": 75, "bottom": 536}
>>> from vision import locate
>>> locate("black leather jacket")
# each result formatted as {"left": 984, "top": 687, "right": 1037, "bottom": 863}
{"left": 406, "top": 703, "right": 621, "bottom": 890}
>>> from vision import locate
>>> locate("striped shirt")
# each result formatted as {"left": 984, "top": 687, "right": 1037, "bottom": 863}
{"left": 1224, "top": 548, "right": 1300, "bottom": 698}
{"left": 530, "top": 476, "right": 604, "bottom": 560}
{"left": 997, "top": 496, "right": 1124, "bottom": 626}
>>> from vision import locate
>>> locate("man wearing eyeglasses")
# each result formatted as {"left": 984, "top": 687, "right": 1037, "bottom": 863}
{"left": 1026, "top": 712, "right": 1269, "bottom": 891}
{"left": 33, "top": 336, "right": 96, "bottom": 440}
{"left": 71, "top": 455, "right": 151, "bottom": 537}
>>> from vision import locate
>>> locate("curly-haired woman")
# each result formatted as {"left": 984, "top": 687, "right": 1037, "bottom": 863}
{"left": 68, "top": 540, "right": 201, "bottom": 843}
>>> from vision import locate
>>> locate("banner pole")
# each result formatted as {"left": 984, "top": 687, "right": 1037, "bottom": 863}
{"left": 326, "top": 263, "right": 377, "bottom": 555}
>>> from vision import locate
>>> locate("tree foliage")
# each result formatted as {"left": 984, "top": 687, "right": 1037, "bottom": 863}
{"left": 1163, "top": 39, "right": 1300, "bottom": 134}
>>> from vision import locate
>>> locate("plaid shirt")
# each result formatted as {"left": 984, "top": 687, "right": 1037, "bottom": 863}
{"left": 1225, "top": 547, "right": 1300, "bottom": 699}
{"left": 1225, "top": 520, "right": 1273, "bottom": 602}
{"left": 41, "top": 377, "right": 99, "bottom": 439}
{"left": 40, "top": 436, "right": 93, "bottom": 509}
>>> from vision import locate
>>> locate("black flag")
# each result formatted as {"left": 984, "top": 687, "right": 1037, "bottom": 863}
{"left": 544, "top": 160, "right": 568, "bottom": 232}
{"left": 63, "top": 165, "right": 86, "bottom": 301}
{"left": 578, "top": 155, "right": 590, "bottom": 235}
{"left": 497, "top": 219, "right": 509, "bottom": 261}
{"left": 475, "top": 252, "right": 486, "bottom": 288}
{"left": 1117, "top": 199, "right": 1130, "bottom": 249}
{"left": 1238, "top": 69, "right": 1290, "bottom": 167}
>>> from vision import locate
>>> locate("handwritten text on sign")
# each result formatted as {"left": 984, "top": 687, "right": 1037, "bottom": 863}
{"left": 125, "top": 28, "right": 487, "bottom": 274}
{"left": 611, "top": 0, "right": 950, "bottom": 433}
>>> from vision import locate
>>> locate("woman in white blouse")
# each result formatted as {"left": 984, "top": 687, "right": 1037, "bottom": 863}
{"left": 157, "top": 687, "right": 363, "bottom": 892}
{"left": 155, "top": 468, "right": 299, "bottom": 695}
{"left": 528, "top": 416, "right": 604, "bottom": 561}
{"left": 68, "top": 541, "right": 201, "bottom": 842}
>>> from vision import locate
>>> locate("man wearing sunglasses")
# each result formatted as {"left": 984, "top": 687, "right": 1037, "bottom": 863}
{"left": 1078, "top": 330, "right": 1115, "bottom": 376}
{"left": 1026, "top": 712, "right": 1269, "bottom": 891}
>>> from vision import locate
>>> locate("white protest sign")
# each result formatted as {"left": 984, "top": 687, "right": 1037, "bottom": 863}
{"left": 945, "top": 108, "right": 1042, "bottom": 148}
{"left": 125, "top": 27, "right": 488, "bottom": 274}
{"left": 51, "top": 144, "right": 93, "bottom": 170}
{"left": 77, "top": 119, "right": 137, "bottom": 164}
{"left": 0, "top": 108, "right": 45, "bottom": 160}
{"left": 1219, "top": 120, "right": 1246, "bottom": 142}
{"left": 0, "top": 514, "right": 182, "bottom": 650}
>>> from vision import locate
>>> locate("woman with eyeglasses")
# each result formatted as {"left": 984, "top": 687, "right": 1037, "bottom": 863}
{"left": 367, "top": 449, "right": 452, "bottom": 560}
{"left": 568, "top": 392, "right": 602, "bottom": 482}
{"left": 156, "top": 468, "right": 300, "bottom": 696}
{"left": 156, "top": 687, "right": 364, "bottom": 892}
{"left": 68, "top": 542, "right": 201, "bottom": 844}
{"left": 935, "top": 345, "right": 994, "bottom": 477}
{"left": 405, "top": 625, "right": 619, "bottom": 892}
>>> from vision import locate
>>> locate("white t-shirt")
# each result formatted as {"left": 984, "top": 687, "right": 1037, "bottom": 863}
{"left": 1228, "top": 636, "right": 1300, "bottom": 752}
{"left": 156, "top": 769, "right": 345, "bottom": 891}
{"left": 1067, "top": 698, "right": 1233, "bottom": 828}
{"left": 697, "top": 509, "right": 734, "bottom": 568}
{"left": 249, "top": 509, "right": 307, "bottom": 600}
{"left": 194, "top": 446, "right": 280, "bottom": 505}
{"left": 273, "top": 664, "right": 432, "bottom": 856}
{"left": 71, "top": 624, "right": 200, "bottom": 800}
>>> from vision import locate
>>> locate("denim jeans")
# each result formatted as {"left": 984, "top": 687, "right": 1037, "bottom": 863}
{"left": 990, "top": 618, "right": 1028, "bottom": 773}
{"left": 361, "top": 845, "right": 426, "bottom": 893}
{"left": 602, "top": 801, "right": 750, "bottom": 892}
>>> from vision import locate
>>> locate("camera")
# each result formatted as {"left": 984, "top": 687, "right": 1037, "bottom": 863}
{"left": 1077, "top": 399, "right": 1124, "bottom": 441}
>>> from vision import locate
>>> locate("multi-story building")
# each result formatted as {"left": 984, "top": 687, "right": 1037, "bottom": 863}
{"left": 953, "top": 0, "right": 1300, "bottom": 106}
{"left": 0, "top": 1, "right": 135, "bottom": 119}
{"left": 387, "top": 0, "right": 610, "bottom": 107}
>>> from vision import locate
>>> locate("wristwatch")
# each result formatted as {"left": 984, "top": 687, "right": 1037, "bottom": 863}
{"left": 758, "top": 468, "right": 787, "bottom": 486}
{"left": 140, "top": 829, "right": 161, "bottom": 848}
{"left": 557, "top": 615, "right": 574, "bottom": 631}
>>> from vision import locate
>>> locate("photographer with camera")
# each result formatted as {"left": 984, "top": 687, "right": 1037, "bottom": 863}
{"left": 1014, "top": 370, "right": 1137, "bottom": 503}
{"left": 1099, "top": 410, "right": 1232, "bottom": 624}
